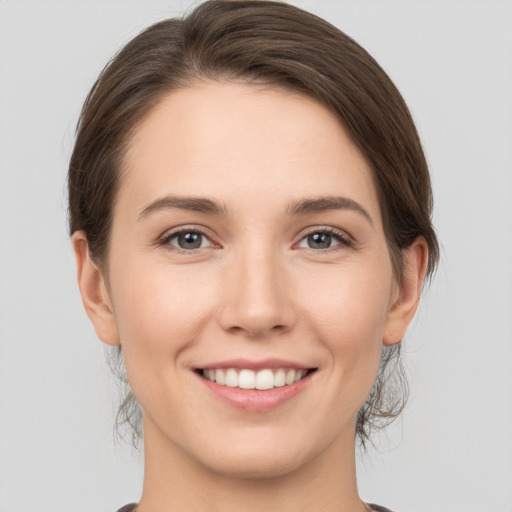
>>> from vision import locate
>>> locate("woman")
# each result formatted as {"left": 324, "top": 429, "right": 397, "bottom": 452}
{"left": 68, "top": 1, "right": 438, "bottom": 511}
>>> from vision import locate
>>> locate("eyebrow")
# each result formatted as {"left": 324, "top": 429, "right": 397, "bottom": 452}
{"left": 138, "top": 195, "right": 227, "bottom": 220}
{"left": 138, "top": 194, "right": 373, "bottom": 225}
{"left": 286, "top": 196, "right": 373, "bottom": 225}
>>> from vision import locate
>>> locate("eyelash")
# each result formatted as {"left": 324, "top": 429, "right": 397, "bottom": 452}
{"left": 159, "top": 227, "right": 216, "bottom": 252}
{"left": 158, "top": 227, "right": 354, "bottom": 253}
{"left": 295, "top": 227, "right": 354, "bottom": 252}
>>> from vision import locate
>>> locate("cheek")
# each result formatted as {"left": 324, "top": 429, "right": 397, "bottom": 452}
{"left": 296, "top": 262, "right": 392, "bottom": 387}
{"left": 108, "top": 259, "right": 218, "bottom": 379}
{"left": 298, "top": 260, "right": 393, "bottom": 340}
{"left": 107, "top": 265, "right": 221, "bottom": 427}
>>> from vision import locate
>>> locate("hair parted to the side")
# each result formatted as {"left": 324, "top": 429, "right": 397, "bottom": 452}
{"left": 68, "top": 0, "right": 439, "bottom": 448}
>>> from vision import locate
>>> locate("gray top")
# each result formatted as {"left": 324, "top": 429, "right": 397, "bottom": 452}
{"left": 116, "top": 504, "right": 394, "bottom": 512}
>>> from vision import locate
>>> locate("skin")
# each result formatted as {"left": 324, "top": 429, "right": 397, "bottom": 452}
{"left": 73, "top": 81, "right": 427, "bottom": 512}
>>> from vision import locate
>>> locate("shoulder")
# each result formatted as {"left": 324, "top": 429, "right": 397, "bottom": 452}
{"left": 368, "top": 504, "right": 396, "bottom": 512}
{"left": 368, "top": 503, "right": 392, "bottom": 512}
{"left": 115, "top": 505, "right": 137, "bottom": 512}
{"left": 116, "top": 503, "right": 394, "bottom": 512}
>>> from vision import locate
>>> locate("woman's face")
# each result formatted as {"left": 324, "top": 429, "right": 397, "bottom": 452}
{"left": 79, "top": 81, "right": 419, "bottom": 478}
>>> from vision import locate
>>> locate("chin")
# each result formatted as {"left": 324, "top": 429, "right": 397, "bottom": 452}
{"left": 200, "top": 449, "right": 308, "bottom": 480}
{"left": 189, "top": 427, "right": 330, "bottom": 481}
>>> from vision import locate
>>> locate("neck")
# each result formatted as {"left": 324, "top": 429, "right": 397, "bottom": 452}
{"left": 136, "top": 417, "right": 369, "bottom": 512}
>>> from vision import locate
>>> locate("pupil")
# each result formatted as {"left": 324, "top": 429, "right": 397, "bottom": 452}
{"left": 179, "top": 232, "right": 202, "bottom": 249}
{"left": 308, "top": 233, "right": 331, "bottom": 249}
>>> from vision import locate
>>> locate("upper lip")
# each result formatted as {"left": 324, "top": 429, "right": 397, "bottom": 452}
{"left": 197, "top": 358, "right": 315, "bottom": 371}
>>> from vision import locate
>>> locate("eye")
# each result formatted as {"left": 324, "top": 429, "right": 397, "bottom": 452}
{"left": 296, "top": 229, "right": 352, "bottom": 250}
{"left": 162, "top": 229, "right": 214, "bottom": 251}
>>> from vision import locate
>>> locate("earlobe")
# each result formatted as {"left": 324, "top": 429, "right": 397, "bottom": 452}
{"left": 383, "top": 237, "right": 429, "bottom": 346}
{"left": 72, "top": 231, "right": 120, "bottom": 346}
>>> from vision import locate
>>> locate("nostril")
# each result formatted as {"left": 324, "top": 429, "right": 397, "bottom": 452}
{"left": 224, "top": 322, "right": 289, "bottom": 338}
{"left": 216, "top": 273, "right": 296, "bottom": 336}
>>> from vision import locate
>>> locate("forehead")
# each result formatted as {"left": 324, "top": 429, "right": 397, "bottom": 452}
{"left": 120, "top": 81, "right": 381, "bottom": 223}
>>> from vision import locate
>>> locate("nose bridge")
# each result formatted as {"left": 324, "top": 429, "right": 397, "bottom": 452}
{"left": 219, "top": 240, "right": 293, "bottom": 336}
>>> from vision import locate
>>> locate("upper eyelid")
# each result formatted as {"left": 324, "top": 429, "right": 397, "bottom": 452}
{"left": 296, "top": 225, "right": 353, "bottom": 241}
{"left": 159, "top": 225, "right": 214, "bottom": 240}
{"left": 293, "top": 227, "right": 355, "bottom": 251}
{"left": 157, "top": 224, "right": 354, "bottom": 247}
{"left": 158, "top": 226, "right": 219, "bottom": 250}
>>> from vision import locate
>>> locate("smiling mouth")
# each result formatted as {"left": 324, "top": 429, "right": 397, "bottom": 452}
{"left": 197, "top": 367, "right": 317, "bottom": 390}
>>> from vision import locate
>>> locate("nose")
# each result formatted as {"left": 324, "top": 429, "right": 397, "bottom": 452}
{"left": 217, "top": 248, "right": 296, "bottom": 338}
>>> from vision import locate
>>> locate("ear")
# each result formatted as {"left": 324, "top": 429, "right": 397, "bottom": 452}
{"left": 383, "top": 237, "right": 429, "bottom": 346}
{"left": 72, "top": 231, "right": 120, "bottom": 346}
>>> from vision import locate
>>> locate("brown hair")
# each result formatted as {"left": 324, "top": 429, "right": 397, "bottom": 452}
{"left": 68, "top": 0, "right": 439, "bottom": 447}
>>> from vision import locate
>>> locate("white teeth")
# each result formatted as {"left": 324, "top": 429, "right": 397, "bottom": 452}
{"left": 202, "top": 367, "right": 310, "bottom": 389}
{"left": 239, "top": 369, "right": 256, "bottom": 389}
{"left": 225, "top": 368, "right": 238, "bottom": 388}
{"left": 295, "top": 369, "right": 306, "bottom": 382}
{"left": 215, "top": 369, "right": 225, "bottom": 385}
{"left": 285, "top": 369, "right": 296, "bottom": 385}
{"left": 274, "top": 368, "right": 286, "bottom": 387}
{"left": 256, "top": 369, "right": 274, "bottom": 390}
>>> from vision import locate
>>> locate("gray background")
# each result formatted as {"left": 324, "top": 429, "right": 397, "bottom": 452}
{"left": 1, "top": 1, "right": 511, "bottom": 511}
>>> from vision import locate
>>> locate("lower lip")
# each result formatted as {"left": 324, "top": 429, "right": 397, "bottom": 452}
{"left": 196, "top": 371, "right": 314, "bottom": 411}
